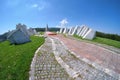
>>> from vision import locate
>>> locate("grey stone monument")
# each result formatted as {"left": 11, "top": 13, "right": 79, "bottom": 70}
{"left": 28, "top": 28, "right": 37, "bottom": 36}
{"left": 7, "top": 28, "right": 31, "bottom": 44}
{"left": 16, "top": 23, "right": 30, "bottom": 37}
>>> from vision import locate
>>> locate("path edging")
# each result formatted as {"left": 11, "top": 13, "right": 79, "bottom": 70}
{"left": 29, "top": 44, "right": 44, "bottom": 80}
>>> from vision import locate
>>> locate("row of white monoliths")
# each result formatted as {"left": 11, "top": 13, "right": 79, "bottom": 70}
{"left": 59, "top": 25, "right": 96, "bottom": 40}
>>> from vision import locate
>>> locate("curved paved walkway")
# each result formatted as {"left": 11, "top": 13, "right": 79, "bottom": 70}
{"left": 51, "top": 34, "right": 120, "bottom": 75}
{"left": 29, "top": 38, "right": 72, "bottom": 80}
{"left": 29, "top": 34, "right": 120, "bottom": 80}
{"left": 51, "top": 37, "right": 118, "bottom": 80}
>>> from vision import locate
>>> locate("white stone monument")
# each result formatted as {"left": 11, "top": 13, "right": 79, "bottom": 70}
{"left": 63, "top": 28, "right": 67, "bottom": 34}
{"left": 81, "top": 26, "right": 89, "bottom": 37}
{"left": 59, "top": 28, "right": 63, "bottom": 33}
{"left": 68, "top": 27, "right": 72, "bottom": 35}
{"left": 70, "top": 27, "right": 75, "bottom": 35}
{"left": 76, "top": 26, "right": 83, "bottom": 35}
{"left": 59, "top": 24, "right": 96, "bottom": 40}
{"left": 83, "top": 29, "right": 96, "bottom": 40}
{"left": 76, "top": 26, "right": 80, "bottom": 34}
{"left": 76, "top": 26, "right": 80, "bottom": 35}
{"left": 71, "top": 26, "right": 79, "bottom": 35}
{"left": 78, "top": 25, "right": 85, "bottom": 36}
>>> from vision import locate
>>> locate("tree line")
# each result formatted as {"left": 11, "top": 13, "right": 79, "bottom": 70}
{"left": 96, "top": 31, "right": 120, "bottom": 41}
{"left": 35, "top": 28, "right": 60, "bottom": 32}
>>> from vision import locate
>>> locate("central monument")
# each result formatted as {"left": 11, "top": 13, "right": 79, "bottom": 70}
{"left": 45, "top": 24, "right": 48, "bottom": 32}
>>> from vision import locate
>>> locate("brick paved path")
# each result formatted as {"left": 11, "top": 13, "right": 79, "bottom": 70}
{"left": 29, "top": 35, "right": 120, "bottom": 80}
{"left": 51, "top": 37, "right": 118, "bottom": 80}
{"left": 51, "top": 34, "right": 120, "bottom": 75}
{"left": 29, "top": 38, "right": 72, "bottom": 80}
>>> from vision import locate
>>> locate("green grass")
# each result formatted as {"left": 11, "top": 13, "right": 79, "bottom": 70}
{"left": 73, "top": 34, "right": 82, "bottom": 39}
{"left": 63, "top": 34, "right": 67, "bottom": 37}
{"left": 39, "top": 32, "right": 44, "bottom": 35}
{"left": 92, "top": 37, "right": 120, "bottom": 48}
{"left": 73, "top": 35, "right": 120, "bottom": 48}
{"left": 0, "top": 36, "right": 45, "bottom": 80}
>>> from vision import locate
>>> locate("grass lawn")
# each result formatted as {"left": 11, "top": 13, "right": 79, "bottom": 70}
{"left": 92, "top": 37, "right": 120, "bottom": 48}
{"left": 39, "top": 32, "right": 44, "bottom": 35}
{"left": 73, "top": 35, "right": 120, "bottom": 48}
{"left": 0, "top": 36, "right": 45, "bottom": 80}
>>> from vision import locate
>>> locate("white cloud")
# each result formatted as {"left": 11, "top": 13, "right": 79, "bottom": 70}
{"left": 60, "top": 18, "right": 68, "bottom": 27}
{"left": 56, "top": 18, "right": 68, "bottom": 28}
{"left": 32, "top": 4, "right": 38, "bottom": 8}
{"left": 31, "top": 3, "right": 45, "bottom": 11}
{"left": 31, "top": 3, "right": 44, "bottom": 11}
{"left": 31, "top": 0, "right": 50, "bottom": 11}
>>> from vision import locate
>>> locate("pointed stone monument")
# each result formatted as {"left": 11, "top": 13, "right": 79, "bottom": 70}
{"left": 46, "top": 24, "right": 48, "bottom": 32}
{"left": 78, "top": 25, "right": 85, "bottom": 36}
{"left": 68, "top": 27, "right": 72, "bottom": 35}
{"left": 76, "top": 26, "right": 83, "bottom": 35}
{"left": 59, "top": 28, "right": 63, "bottom": 33}
{"left": 81, "top": 26, "right": 89, "bottom": 37}
{"left": 72, "top": 26, "right": 77, "bottom": 35}
{"left": 83, "top": 29, "right": 96, "bottom": 40}
{"left": 63, "top": 28, "right": 67, "bottom": 34}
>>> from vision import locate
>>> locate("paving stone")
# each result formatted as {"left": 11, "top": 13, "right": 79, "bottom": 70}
{"left": 30, "top": 35, "right": 119, "bottom": 80}
{"left": 51, "top": 37, "right": 118, "bottom": 80}
{"left": 30, "top": 38, "right": 72, "bottom": 80}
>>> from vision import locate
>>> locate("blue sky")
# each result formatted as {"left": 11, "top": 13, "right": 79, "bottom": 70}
{"left": 0, "top": 0, "right": 120, "bottom": 35}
